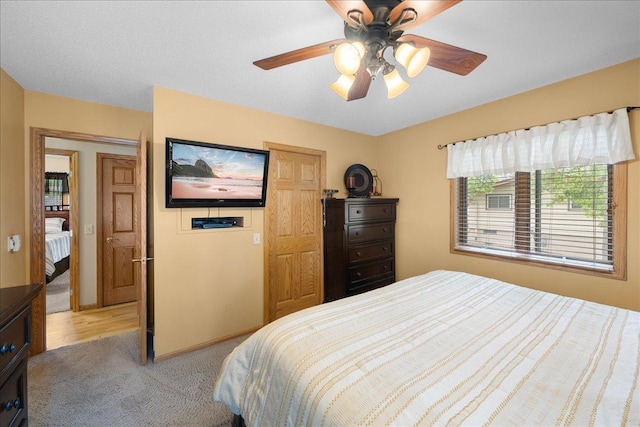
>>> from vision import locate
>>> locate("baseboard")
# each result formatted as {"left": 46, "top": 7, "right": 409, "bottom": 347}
{"left": 153, "top": 326, "right": 260, "bottom": 363}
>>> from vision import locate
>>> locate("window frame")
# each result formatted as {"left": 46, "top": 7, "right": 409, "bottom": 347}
{"left": 485, "top": 194, "right": 512, "bottom": 210}
{"left": 449, "top": 163, "right": 628, "bottom": 280}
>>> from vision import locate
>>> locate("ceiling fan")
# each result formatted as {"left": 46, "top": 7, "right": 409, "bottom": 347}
{"left": 253, "top": 0, "right": 487, "bottom": 101}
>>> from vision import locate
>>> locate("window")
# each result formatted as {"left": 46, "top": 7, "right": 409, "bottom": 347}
{"left": 44, "top": 172, "right": 69, "bottom": 210}
{"left": 446, "top": 108, "right": 633, "bottom": 279}
{"left": 568, "top": 199, "right": 582, "bottom": 211}
{"left": 486, "top": 194, "right": 511, "bottom": 210}
{"left": 453, "top": 163, "right": 627, "bottom": 278}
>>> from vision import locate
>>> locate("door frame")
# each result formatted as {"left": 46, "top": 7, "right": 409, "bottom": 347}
{"left": 29, "top": 127, "right": 138, "bottom": 355}
{"left": 262, "top": 142, "right": 326, "bottom": 324}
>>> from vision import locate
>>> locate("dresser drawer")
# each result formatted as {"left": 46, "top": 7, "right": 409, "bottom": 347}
{"left": 348, "top": 258, "right": 394, "bottom": 284}
{"left": 0, "top": 308, "right": 30, "bottom": 379}
{"left": 0, "top": 358, "right": 26, "bottom": 427}
{"left": 347, "top": 203, "right": 395, "bottom": 223}
{"left": 347, "top": 223, "right": 394, "bottom": 244}
{"left": 348, "top": 241, "right": 394, "bottom": 264}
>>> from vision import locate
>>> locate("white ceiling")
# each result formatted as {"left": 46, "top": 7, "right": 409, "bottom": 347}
{"left": 1, "top": 1, "right": 639, "bottom": 136}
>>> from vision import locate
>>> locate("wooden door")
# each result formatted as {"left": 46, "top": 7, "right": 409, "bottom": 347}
{"left": 134, "top": 130, "right": 149, "bottom": 365}
{"left": 98, "top": 154, "right": 138, "bottom": 306}
{"left": 264, "top": 143, "right": 326, "bottom": 322}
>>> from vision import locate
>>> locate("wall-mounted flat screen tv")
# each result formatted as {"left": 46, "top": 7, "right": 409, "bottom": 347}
{"left": 165, "top": 137, "right": 270, "bottom": 208}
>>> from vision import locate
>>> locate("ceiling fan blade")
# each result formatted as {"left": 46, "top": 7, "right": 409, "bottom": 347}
{"left": 347, "top": 67, "right": 372, "bottom": 101}
{"left": 398, "top": 34, "right": 486, "bottom": 76}
{"left": 389, "top": 0, "right": 461, "bottom": 31}
{"left": 254, "top": 39, "right": 347, "bottom": 70}
{"left": 326, "top": 0, "right": 374, "bottom": 25}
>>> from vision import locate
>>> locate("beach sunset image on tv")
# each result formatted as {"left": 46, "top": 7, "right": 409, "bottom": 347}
{"left": 171, "top": 142, "right": 267, "bottom": 200}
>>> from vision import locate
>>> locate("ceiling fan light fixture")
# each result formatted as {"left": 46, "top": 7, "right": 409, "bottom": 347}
{"left": 395, "top": 43, "right": 431, "bottom": 78}
{"left": 253, "top": 1, "right": 486, "bottom": 101}
{"left": 329, "top": 74, "right": 356, "bottom": 100}
{"left": 383, "top": 68, "right": 409, "bottom": 99}
{"left": 333, "top": 42, "right": 365, "bottom": 75}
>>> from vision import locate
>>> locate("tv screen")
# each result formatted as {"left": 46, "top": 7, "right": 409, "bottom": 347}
{"left": 165, "top": 137, "right": 270, "bottom": 208}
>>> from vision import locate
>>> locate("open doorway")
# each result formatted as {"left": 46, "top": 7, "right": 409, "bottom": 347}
{"left": 30, "top": 128, "right": 144, "bottom": 355}
{"left": 43, "top": 149, "right": 78, "bottom": 315}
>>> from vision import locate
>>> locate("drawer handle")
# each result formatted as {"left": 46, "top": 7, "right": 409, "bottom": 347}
{"left": 383, "top": 228, "right": 388, "bottom": 232}
{"left": 383, "top": 246, "right": 388, "bottom": 251}
{"left": 356, "top": 272, "right": 361, "bottom": 278}
{"left": 0, "top": 343, "right": 15, "bottom": 355}
{"left": 383, "top": 208, "right": 387, "bottom": 213}
{"left": 356, "top": 251, "right": 361, "bottom": 257}
{"left": 383, "top": 265, "right": 389, "bottom": 270}
{"left": 355, "top": 231, "right": 360, "bottom": 236}
{"left": 356, "top": 210, "right": 361, "bottom": 214}
{"left": 4, "top": 398, "right": 19, "bottom": 411}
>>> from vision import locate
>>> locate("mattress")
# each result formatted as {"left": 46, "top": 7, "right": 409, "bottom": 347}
{"left": 213, "top": 270, "right": 639, "bottom": 426}
{"left": 45, "top": 230, "right": 70, "bottom": 276}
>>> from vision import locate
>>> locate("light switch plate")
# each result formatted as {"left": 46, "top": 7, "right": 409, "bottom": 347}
{"left": 7, "top": 235, "right": 21, "bottom": 252}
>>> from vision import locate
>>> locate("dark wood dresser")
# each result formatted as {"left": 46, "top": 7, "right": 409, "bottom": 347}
{"left": 0, "top": 283, "right": 42, "bottom": 427}
{"left": 323, "top": 198, "right": 399, "bottom": 302}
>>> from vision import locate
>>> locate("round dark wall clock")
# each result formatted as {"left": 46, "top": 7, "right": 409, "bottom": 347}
{"left": 344, "top": 164, "right": 373, "bottom": 197}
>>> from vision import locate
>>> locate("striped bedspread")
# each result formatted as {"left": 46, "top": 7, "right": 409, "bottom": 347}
{"left": 45, "top": 231, "right": 70, "bottom": 276}
{"left": 213, "top": 270, "right": 639, "bottom": 426}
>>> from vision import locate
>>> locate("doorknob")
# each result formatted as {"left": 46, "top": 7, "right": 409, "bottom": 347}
{"left": 106, "top": 237, "right": 113, "bottom": 242}
{"left": 132, "top": 257, "right": 154, "bottom": 264}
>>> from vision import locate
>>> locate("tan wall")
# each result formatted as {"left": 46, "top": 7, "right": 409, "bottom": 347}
{"left": 0, "top": 69, "right": 27, "bottom": 288}
{"left": 378, "top": 58, "right": 640, "bottom": 311}
{"left": 23, "top": 91, "right": 152, "bottom": 282}
{"left": 152, "top": 86, "right": 377, "bottom": 358}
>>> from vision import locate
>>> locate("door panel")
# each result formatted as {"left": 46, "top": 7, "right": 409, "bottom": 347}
{"left": 100, "top": 155, "right": 138, "bottom": 306}
{"left": 265, "top": 144, "right": 325, "bottom": 321}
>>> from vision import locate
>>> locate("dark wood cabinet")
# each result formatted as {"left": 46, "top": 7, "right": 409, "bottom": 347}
{"left": 322, "top": 198, "right": 399, "bottom": 302}
{"left": 1, "top": 283, "right": 42, "bottom": 427}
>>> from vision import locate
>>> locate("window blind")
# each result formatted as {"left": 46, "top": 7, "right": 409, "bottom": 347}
{"left": 455, "top": 165, "right": 613, "bottom": 270}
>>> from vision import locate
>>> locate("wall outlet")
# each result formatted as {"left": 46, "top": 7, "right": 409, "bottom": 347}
{"left": 85, "top": 224, "right": 94, "bottom": 234}
{"left": 253, "top": 233, "right": 261, "bottom": 245}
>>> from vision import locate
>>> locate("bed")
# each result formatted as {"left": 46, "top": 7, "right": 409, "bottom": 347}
{"left": 213, "top": 270, "right": 639, "bottom": 426}
{"left": 44, "top": 212, "right": 70, "bottom": 282}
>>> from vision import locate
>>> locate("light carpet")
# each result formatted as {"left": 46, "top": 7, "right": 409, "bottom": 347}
{"left": 28, "top": 331, "right": 247, "bottom": 426}
{"left": 46, "top": 269, "right": 70, "bottom": 314}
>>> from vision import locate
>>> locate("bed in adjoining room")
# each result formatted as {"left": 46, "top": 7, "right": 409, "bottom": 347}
{"left": 44, "top": 212, "right": 70, "bottom": 283}
{"left": 213, "top": 270, "right": 639, "bottom": 427}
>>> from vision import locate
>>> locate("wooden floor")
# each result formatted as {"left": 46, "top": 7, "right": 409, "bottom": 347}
{"left": 46, "top": 302, "right": 139, "bottom": 350}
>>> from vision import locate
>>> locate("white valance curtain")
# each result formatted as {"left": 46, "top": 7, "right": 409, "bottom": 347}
{"left": 446, "top": 108, "right": 635, "bottom": 178}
